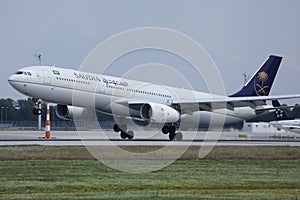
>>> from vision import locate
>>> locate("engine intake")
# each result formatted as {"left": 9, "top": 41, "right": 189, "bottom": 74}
{"left": 55, "top": 104, "right": 96, "bottom": 120}
{"left": 140, "top": 103, "right": 180, "bottom": 123}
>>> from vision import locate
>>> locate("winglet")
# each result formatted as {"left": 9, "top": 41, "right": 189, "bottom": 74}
{"left": 230, "top": 55, "right": 282, "bottom": 97}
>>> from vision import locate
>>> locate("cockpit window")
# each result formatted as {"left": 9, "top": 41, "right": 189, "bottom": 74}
{"left": 14, "top": 71, "right": 32, "bottom": 76}
{"left": 15, "top": 71, "right": 23, "bottom": 75}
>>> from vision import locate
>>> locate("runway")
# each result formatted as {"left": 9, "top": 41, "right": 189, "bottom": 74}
{"left": 0, "top": 130, "right": 299, "bottom": 146}
{"left": 1, "top": 139, "right": 300, "bottom": 146}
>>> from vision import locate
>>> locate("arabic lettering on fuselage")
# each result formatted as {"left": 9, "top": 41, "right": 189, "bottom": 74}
{"left": 102, "top": 77, "right": 128, "bottom": 87}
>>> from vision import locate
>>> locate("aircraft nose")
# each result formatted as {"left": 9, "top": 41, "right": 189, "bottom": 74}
{"left": 8, "top": 74, "right": 14, "bottom": 82}
{"left": 8, "top": 73, "right": 18, "bottom": 84}
{"left": 8, "top": 74, "right": 14, "bottom": 84}
{"left": 8, "top": 73, "right": 21, "bottom": 89}
{"left": 8, "top": 75, "right": 15, "bottom": 89}
{"left": 7, "top": 73, "right": 27, "bottom": 94}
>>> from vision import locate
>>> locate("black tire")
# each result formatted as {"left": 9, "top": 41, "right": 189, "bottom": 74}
{"left": 127, "top": 130, "right": 134, "bottom": 140}
{"left": 120, "top": 131, "right": 127, "bottom": 139}
{"left": 169, "top": 132, "right": 176, "bottom": 141}
{"left": 113, "top": 124, "right": 120, "bottom": 132}
{"left": 37, "top": 109, "right": 42, "bottom": 115}
{"left": 175, "top": 132, "right": 183, "bottom": 141}
{"left": 33, "top": 108, "right": 42, "bottom": 115}
{"left": 169, "top": 126, "right": 176, "bottom": 134}
{"left": 162, "top": 126, "right": 169, "bottom": 134}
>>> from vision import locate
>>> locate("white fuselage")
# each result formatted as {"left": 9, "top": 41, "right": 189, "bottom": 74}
{"left": 270, "top": 120, "right": 300, "bottom": 133}
{"left": 8, "top": 66, "right": 262, "bottom": 126}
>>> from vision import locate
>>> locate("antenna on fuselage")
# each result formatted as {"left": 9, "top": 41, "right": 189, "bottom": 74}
{"left": 33, "top": 53, "right": 42, "bottom": 65}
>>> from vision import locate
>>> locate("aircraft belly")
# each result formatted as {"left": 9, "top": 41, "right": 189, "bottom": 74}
{"left": 25, "top": 83, "right": 73, "bottom": 105}
{"left": 23, "top": 83, "right": 125, "bottom": 115}
{"left": 94, "top": 93, "right": 115, "bottom": 112}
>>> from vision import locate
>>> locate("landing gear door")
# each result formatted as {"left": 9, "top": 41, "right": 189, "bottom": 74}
{"left": 43, "top": 71, "right": 51, "bottom": 85}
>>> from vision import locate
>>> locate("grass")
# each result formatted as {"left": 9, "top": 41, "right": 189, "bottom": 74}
{"left": 0, "top": 128, "right": 20, "bottom": 131}
{"left": 0, "top": 159, "right": 299, "bottom": 199}
{"left": 1, "top": 145, "right": 300, "bottom": 160}
{"left": 0, "top": 146, "right": 299, "bottom": 199}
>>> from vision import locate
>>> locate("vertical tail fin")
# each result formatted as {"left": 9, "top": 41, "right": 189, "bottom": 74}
{"left": 230, "top": 55, "right": 282, "bottom": 97}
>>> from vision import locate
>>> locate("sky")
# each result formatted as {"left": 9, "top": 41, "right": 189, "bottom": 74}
{"left": 1, "top": 0, "right": 300, "bottom": 103}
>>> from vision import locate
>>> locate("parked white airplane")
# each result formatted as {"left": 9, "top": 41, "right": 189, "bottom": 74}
{"left": 8, "top": 55, "right": 300, "bottom": 140}
{"left": 270, "top": 120, "right": 300, "bottom": 133}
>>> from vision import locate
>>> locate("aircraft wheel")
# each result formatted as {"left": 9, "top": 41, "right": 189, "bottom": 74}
{"left": 37, "top": 109, "right": 42, "bottom": 115}
{"left": 169, "top": 126, "right": 176, "bottom": 134}
{"left": 175, "top": 132, "right": 183, "bottom": 141}
{"left": 162, "top": 126, "right": 169, "bottom": 134}
{"left": 33, "top": 108, "right": 42, "bottom": 115}
{"left": 127, "top": 130, "right": 134, "bottom": 140}
{"left": 120, "top": 131, "right": 127, "bottom": 139}
{"left": 169, "top": 132, "right": 176, "bottom": 141}
{"left": 113, "top": 124, "right": 120, "bottom": 132}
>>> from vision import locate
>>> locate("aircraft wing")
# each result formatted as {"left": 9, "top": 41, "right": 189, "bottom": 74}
{"left": 116, "top": 94, "right": 300, "bottom": 114}
{"left": 171, "top": 94, "right": 300, "bottom": 113}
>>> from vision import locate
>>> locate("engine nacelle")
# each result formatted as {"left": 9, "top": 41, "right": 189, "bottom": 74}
{"left": 140, "top": 103, "right": 180, "bottom": 123}
{"left": 55, "top": 104, "right": 96, "bottom": 120}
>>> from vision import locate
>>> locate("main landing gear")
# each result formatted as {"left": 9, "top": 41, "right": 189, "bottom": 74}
{"left": 162, "top": 124, "right": 183, "bottom": 141}
{"left": 113, "top": 123, "right": 183, "bottom": 141}
{"left": 113, "top": 124, "right": 134, "bottom": 140}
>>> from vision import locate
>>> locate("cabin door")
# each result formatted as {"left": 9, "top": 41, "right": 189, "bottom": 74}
{"left": 43, "top": 71, "right": 51, "bottom": 85}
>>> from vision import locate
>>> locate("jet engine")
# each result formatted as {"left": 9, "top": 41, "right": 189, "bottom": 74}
{"left": 55, "top": 104, "right": 96, "bottom": 120}
{"left": 140, "top": 103, "right": 180, "bottom": 123}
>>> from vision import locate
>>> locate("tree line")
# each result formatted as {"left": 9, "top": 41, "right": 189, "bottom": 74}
{"left": 0, "top": 98, "right": 113, "bottom": 124}
{"left": 0, "top": 98, "right": 40, "bottom": 122}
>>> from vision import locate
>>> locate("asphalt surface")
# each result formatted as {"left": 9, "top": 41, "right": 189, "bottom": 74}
{"left": 0, "top": 130, "right": 299, "bottom": 146}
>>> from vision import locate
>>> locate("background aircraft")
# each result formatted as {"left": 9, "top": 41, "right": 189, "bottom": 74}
{"left": 269, "top": 119, "right": 300, "bottom": 133}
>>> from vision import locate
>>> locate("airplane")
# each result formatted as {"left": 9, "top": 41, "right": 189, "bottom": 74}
{"left": 269, "top": 119, "right": 300, "bottom": 133}
{"left": 8, "top": 55, "right": 300, "bottom": 140}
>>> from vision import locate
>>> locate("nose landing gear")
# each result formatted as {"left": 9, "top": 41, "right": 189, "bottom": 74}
{"left": 32, "top": 98, "right": 42, "bottom": 116}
